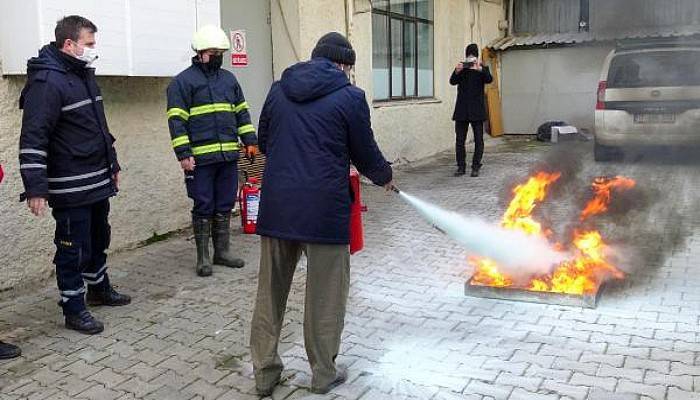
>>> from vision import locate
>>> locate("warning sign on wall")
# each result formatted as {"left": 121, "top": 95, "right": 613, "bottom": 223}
{"left": 230, "top": 30, "right": 248, "bottom": 67}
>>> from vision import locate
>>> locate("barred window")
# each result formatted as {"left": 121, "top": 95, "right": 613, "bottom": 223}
{"left": 372, "top": 0, "right": 434, "bottom": 101}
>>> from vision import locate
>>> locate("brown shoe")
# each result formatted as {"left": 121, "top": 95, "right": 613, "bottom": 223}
{"left": 256, "top": 376, "right": 281, "bottom": 397}
{"left": 310, "top": 366, "right": 347, "bottom": 394}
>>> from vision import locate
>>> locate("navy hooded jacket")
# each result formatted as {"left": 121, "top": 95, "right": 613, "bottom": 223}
{"left": 256, "top": 58, "right": 392, "bottom": 244}
{"left": 166, "top": 58, "right": 257, "bottom": 165}
{"left": 19, "top": 44, "right": 119, "bottom": 208}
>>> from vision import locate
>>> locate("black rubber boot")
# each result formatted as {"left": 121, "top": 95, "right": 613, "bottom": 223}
{"left": 86, "top": 285, "right": 131, "bottom": 306}
{"left": 193, "top": 217, "right": 213, "bottom": 277}
{"left": 0, "top": 341, "right": 21, "bottom": 360}
{"left": 212, "top": 213, "right": 244, "bottom": 268}
{"left": 454, "top": 167, "right": 466, "bottom": 177}
{"left": 65, "top": 310, "right": 104, "bottom": 335}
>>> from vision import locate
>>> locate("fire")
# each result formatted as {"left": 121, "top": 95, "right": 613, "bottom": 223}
{"left": 501, "top": 172, "right": 560, "bottom": 235}
{"left": 470, "top": 172, "right": 634, "bottom": 295}
{"left": 580, "top": 176, "right": 636, "bottom": 221}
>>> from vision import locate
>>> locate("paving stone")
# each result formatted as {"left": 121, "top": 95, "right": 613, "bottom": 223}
{"left": 87, "top": 368, "right": 129, "bottom": 388}
{"left": 507, "top": 388, "right": 559, "bottom": 400}
{"left": 588, "top": 388, "right": 638, "bottom": 400}
{"left": 569, "top": 373, "right": 617, "bottom": 391}
{"left": 540, "top": 380, "right": 589, "bottom": 400}
{"left": 465, "top": 380, "right": 513, "bottom": 400}
{"left": 615, "top": 380, "right": 666, "bottom": 400}
{"left": 596, "top": 365, "right": 644, "bottom": 382}
{"left": 495, "top": 373, "right": 542, "bottom": 392}
{"left": 551, "top": 359, "right": 598, "bottom": 376}
{"left": 644, "top": 371, "right": 693, "bottom": 391}
{"left": 75, "top": 385, "right": 124, "bottom": 400}
{"left": 650, "top": 349, "right": 694, "bottom": 364}
{"left": 667, "top": 387, "right": 700, "bottom": 400}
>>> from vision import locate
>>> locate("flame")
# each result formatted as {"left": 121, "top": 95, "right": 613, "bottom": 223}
{"left": 470, "top": 172, "right": 634, "bottom": 295}
{"left": 501, "top": 172, "right": 560, "bottom": 235}
{"left": 580, "top": 176, "right": 636, "bottom": 221}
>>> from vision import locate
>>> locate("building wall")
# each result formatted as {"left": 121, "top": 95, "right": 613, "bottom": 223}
{"left": 272, "top": 0, "right": 505, "bottom": 163}
{"left": 0, "top": 61, "right": 190, "bottom": 291}
{"left": 501, "top": 45, "right": 613, "bottom": 134}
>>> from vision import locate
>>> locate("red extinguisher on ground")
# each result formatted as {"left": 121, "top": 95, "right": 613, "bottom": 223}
{"left": 349, "top": 168, "right": 367, "bottom": 254}
{"left": 239, "top": 171, "right": 260, "bottom": 234}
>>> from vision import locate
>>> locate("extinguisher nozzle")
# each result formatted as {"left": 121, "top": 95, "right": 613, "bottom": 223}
{"left": 390, "top": 186, "right": 400, "bottom": 194}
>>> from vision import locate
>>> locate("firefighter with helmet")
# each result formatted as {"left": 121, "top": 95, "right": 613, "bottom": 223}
{"left": 166, "top": 25, "right": 258, "bottom": 277}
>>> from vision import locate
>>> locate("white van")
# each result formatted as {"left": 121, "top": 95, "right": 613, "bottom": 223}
{"left": 594, "top": 40, "right": 700, "bottom": 161}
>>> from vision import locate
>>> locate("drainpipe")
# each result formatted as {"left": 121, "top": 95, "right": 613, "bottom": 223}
{"left": 469, "top": 0, "right": 476, "bottom": 42}
{"left": 344, "top": 0, "right": 356, "bottom": 84}
{"left": 345, "top": 0, "right": 352, "bottom": 38}
{"left": 508, "top": 0, "right": 514, "bottom": 37}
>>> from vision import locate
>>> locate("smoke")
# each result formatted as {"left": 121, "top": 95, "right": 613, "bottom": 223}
{"left": 398, "top": 191, "right": 567, "bottom": 278}
{"left": 528, "top": 143, "right": 700, "bottom": 277}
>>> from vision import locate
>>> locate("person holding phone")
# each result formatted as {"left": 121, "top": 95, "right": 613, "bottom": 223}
{"left": 450, "top": 43, "right": 493, "bottom": 177}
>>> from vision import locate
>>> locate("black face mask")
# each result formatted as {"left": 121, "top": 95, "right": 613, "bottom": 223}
{"left": 205, "top": 54, "right": 223, "bottom": 71}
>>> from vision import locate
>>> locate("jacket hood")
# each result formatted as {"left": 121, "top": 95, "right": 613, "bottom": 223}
{"left": 280, "top": 58, "right": 350, "bottom": 103}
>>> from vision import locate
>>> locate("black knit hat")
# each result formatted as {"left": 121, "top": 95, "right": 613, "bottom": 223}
{"left": 466, "top": 43, "right": 479, "bottom": 58}
{"left": 312, "top": 32, "right": 356, "bottom": 65}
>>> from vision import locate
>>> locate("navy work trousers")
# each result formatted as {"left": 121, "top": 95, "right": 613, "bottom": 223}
{"left": 185, "top": 162, "right": 238, "bottom": 217}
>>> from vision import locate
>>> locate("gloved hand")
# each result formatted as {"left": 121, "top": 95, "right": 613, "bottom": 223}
{"left": 245, "top": 145, "right": 259, "bottom": 163}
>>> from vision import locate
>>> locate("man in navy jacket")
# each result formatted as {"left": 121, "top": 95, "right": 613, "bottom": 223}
{"left": 19, "top": 16, "right": 130, "bottom": 335}
{"left": 250, "top": 32, "right": 394, "bottom": 396}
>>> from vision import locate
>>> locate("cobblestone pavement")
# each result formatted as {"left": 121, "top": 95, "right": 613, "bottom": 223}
{"left": 2, "top": 137, "right": 700, "bottom": 400}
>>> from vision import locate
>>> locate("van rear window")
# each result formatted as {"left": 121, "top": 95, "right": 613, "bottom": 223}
{"left": 608, "top": 50, "right": 700, "bottom": 88}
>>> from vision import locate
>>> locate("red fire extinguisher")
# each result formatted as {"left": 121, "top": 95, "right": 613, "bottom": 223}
{"left": 239, "top": 172, "right": 260, "bottom": 234}
{"left": 349, "top": 168, "right": 367, "bottom": 254}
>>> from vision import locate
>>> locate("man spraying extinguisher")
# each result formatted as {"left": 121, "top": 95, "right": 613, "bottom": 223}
{"left": 249, "top": 32, "right": 394, "bottom": 396}
{"left": 166, "top": 25, "right": 258, "bottom": 277}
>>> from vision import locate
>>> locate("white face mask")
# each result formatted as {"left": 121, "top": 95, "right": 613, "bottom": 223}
{"left": 70, "top": 41, "right": 99, "bottom": 66}
{"left": 77, "top": 46, "right": 99, "bottom": 66}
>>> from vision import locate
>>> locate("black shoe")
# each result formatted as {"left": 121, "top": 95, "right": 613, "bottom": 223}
{"left": 0, "top": 341, "right": 21, "bottom": 360}
{"left": 310, "top": 366, "right": 348, "bottom": 394}
{"left": 86, "top": 286, "right": 131, "bottom": 306}
{"left": 454, "top": 168, "right": 466, "bottom": 177}
{"left": 65, "top": 310, "right": 104, "bottom": 335}
{"left": 470, "top": 168, "right": 480, "bottom": 177}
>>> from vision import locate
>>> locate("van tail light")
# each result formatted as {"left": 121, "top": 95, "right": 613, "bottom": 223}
{"left": 596, "top": 81, "right": 607, "bottom": 110}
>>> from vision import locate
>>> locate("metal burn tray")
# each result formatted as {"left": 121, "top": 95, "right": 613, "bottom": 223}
{"left": 464, "top": 276, "right": 603, "bottom": 309}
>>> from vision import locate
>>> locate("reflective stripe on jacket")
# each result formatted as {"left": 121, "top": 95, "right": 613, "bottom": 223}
{"left": 166, "top": 58, "right": 257, "bottom": 165}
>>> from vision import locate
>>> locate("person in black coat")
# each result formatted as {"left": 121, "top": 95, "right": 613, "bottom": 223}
{"left": 450, "top": 43, "right": 493, "bottom": 177}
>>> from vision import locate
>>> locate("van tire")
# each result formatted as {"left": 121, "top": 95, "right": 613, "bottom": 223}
{"left": 594, "top": 141, "right": 621, "bottom": 162}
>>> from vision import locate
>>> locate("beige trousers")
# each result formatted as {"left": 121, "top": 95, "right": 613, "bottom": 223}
{"left": 250, "top": 236, "right": 350, "bottom": 390}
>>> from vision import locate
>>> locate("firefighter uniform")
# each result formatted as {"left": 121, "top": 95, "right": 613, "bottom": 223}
{"left": 18, "top": 43, "right": 130, "bottom": 325}
{"left": 166, "top": 25, "right": 257, "bottom": 276}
